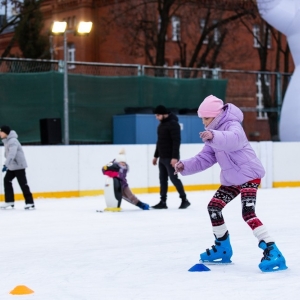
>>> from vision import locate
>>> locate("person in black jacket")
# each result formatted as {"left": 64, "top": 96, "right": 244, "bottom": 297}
{"left": 152, "top": 105, "right": 190, "bottom": 209}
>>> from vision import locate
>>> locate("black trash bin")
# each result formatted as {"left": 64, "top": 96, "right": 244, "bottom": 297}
{"left": 39, "top": 118, "right": 62, "bottom": 145}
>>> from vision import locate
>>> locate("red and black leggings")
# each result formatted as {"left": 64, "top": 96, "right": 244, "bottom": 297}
{"left": 208, "top": 179, "right": 263, "bottom": 231}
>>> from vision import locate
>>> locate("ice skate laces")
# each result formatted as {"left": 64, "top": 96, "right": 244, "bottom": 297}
{"left": 261, "top": 243, "right": 274, "bottom": 262}
{"left": 206, "top": 241, "right": 220, "bottom": 255}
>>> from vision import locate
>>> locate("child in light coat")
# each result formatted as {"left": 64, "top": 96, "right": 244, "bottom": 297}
{"left": 175, "top": 95, "right": 287, "bottom": 272}
{"left": 102, "top": 149, "right": 150, "bottom": 210}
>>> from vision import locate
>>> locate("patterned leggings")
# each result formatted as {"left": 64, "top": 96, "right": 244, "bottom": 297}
{"left": 208, "top": 179, "right": 263, "bottom": 231}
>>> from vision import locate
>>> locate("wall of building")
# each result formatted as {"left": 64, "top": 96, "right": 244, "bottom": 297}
{"left": 0, "top": 142, "right": 298, "bottom": 201}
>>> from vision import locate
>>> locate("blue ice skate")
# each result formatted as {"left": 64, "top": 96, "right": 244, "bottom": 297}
{"left": 258, "top": 241, "right": 288, "bottom": 272}
{"left": 200, "top": 232, "right": 233, "bottom": 264}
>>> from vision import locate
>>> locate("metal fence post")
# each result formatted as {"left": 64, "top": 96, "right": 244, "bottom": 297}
{"left": 137, "top": 65, "right": 142, "bottom": 76}
{"left": 63, "top": 31, "right": 69, "bottom": 145}
{"left": 276, "top": 72, "right": 282, "bottom": 123}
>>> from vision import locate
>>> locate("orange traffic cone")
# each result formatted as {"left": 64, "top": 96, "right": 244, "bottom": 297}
{"left": 9, "top": 285, "right": 34, "bottom": 295}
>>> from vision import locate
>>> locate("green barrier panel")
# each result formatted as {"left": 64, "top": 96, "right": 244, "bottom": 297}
{"left": 0, "top": 72, "right": 63, "bottom": 143}
{"left": 0, "top": 72, "right": 227, "bottom": 143}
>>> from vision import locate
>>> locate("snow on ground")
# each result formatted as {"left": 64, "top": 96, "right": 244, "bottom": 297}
{"left": 0, "top": 188, "right": 299, "bottom": 300}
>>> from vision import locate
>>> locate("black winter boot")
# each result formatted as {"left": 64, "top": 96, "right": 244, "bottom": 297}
{"left": 152, "top": 201, "right": 168, "bottom": 209}
{"left": 179, "top": 199, "right": 191, "bottom": 209}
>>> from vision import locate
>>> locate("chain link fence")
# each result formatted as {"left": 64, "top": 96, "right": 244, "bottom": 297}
{"left": 0, "top": 57, "right": 292, "bottom": 111}
{"left": 0, "top": 58, "right": 58, "bottom": 73}
{"left": 0, "top": 57, "right": 292, "bottom": 143}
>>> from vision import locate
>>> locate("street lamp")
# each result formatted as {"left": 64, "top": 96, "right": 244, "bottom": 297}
{"left": 51, "top": 21, "right": 93, "bottom": 145}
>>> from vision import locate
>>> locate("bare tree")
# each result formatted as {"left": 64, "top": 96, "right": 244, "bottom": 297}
{"left": 0, "top": 0, "right": 21, "bottom": 33}
{"left": 104, "top": 0, "right": 256, "bottom": 73}
{"left": 104, "top": 0, "right": 292, "bottom": 139}
{"left": 0, "top": 0, "right": 44, "bottom": 58}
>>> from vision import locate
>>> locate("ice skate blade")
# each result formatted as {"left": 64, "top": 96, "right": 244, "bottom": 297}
{"left": 199, "top": 259, "right": 233, "bottom": 265}
{"left": 24, "top": 206, "right": 35, "bottom": 210}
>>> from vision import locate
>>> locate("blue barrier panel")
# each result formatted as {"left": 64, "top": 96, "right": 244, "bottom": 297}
{"left": 113, "top": 114, "right": 205, "bottom": 144}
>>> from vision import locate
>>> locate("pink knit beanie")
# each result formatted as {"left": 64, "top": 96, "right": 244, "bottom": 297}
{"left": 198, "top": 95, "right": 224, "bottom": 118}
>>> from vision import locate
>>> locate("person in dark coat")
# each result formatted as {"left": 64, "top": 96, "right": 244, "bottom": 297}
{"left": 152, "top": 105, "right": 190, "bottom": 209}
{"left": 0, "top": 125, "right": 35, "bottom": 210}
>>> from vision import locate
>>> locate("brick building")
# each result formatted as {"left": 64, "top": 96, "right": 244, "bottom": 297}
{"left": 0, "top": 0, "right": 294, "bottom": 141}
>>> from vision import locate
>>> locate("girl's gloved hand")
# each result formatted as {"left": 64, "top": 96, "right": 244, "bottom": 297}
{"left": 200, "top": 131, "right": 213, "bottom": 142}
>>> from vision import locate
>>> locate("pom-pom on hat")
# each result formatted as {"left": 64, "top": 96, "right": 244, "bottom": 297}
{"left": 154, "top": 105, "right": 169, "bottom": 115}
{"left": 115, "top": 148, "right": 127, "bottom": 163}
{"left": 0, "top": 125, "right": 11, "bottom": 135}
{"left": 198, "top": 95, "right": 224, "bottom": 118}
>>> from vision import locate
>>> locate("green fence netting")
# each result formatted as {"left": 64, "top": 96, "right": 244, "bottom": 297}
{"left": 0, "top": 72, "right": 227, "bottom": 143}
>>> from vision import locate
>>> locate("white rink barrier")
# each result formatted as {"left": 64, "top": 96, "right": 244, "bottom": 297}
{"left": 0, "top": 142, "right": 299, "bottom": 200}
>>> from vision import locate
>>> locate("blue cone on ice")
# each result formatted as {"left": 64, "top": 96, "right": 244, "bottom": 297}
{"left": 188, "top": 263, "right": 211, "bottom": 272}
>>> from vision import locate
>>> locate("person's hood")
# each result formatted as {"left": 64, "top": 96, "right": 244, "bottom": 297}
{"left": 206, "top": 104, "right": 243, "bottom": 130}
{"left": 7, "top": 130, "right": 18, "bottom": 140}
{"left": 161, "top": 112, "right": 178, "bottom": 123}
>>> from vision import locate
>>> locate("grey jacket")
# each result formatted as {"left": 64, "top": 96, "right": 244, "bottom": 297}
{"left": 2, "top": 130, "right": 28, "bottom": 170}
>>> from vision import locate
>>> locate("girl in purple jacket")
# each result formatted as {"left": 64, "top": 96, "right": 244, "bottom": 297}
{"left": 175, "top": 95, "right": 287, "bottom": 272}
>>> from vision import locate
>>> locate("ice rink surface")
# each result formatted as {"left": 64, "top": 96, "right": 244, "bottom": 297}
{"left": 0, "top": 187, "right": 299, "bottom": 300}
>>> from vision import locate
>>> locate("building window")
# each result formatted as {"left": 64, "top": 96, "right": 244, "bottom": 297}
{"left": 157, "top": 16, "right": 168, "bottom": 40}
{"left": 158, "top": 16, "right": 161, "bottom": 32}
{"left": 253, "top": 24, "right": 271, "bottom": 48}
{"left": 68, "top": 43, "right": 76, "bottom": 69}
{"left": 72, "top": 16, "right": 76, "bottom": 28}
{"left": 173, "top": 61, "right": 180, "bottom": 78}
{"left": 213, "top": 20, "right": 221, "bottom": 44}
{"left": 67, "top": 17, "right": 71, "bottom": 29}
{"left": 171, "top": 16, "right": 181, "bottom": 41}
{"left": 256, "top": 73, "right": 270, "bottom": 119}
{"left": 200, "top": 19, "right": 209, "bottom": 44}
{"left": 253, "top": 25, "right": 260, "bottom": 48}
{"left": 200, "top": 19, "right": 220, "bottom": 44}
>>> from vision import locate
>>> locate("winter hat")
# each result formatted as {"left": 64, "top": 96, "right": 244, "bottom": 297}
{"left": 0, "top": 125, "right": 11, "bottom": 135}
{"left": 154, "top": 105, "right": 169, "bottom": 115}
{"left": 197, "top": 95, "right": 224, "bottom": 118}
{"left": 115, "top": 148, "right": 127, "bottom": 163}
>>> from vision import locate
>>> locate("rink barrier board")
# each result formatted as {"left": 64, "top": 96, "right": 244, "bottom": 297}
{"left": 0, "top": 142, "right": 300, "bottom": 200}
{"left": 1, "top": 182, "right": 300, "bottom": 201}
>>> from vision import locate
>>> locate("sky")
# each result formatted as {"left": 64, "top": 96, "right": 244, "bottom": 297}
{"left": 0, "top": 2, "right": 13, "bottom": 17}
{"left": 0, "top": 187, "right": 299, "bottom": 300}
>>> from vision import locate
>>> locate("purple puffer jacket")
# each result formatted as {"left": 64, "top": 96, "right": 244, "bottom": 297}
{"left": 179, "top": 104, "right": 265, "bottom": 186}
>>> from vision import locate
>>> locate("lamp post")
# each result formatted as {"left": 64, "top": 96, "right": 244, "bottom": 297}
{"left": 51, "top": 21, "right": 93, "bottom": 145}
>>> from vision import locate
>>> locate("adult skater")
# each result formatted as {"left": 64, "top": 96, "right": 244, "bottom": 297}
{"left": 0, "top": 125, "right": 35, "bottom": 210}
{"left": 152, "top": 105, "right": 190, "bottom": 209}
